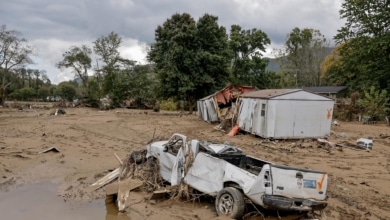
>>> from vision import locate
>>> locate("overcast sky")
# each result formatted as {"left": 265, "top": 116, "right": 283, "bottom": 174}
{"left": 0, "top": 0, "right": 345, "bottom": 84}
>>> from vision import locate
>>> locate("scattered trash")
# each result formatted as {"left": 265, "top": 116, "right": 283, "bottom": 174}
{"left": 150, "top": 189, "right": 171, "bottom": 200}
{"left": 356, "top": 138, "right": 373, "bottom": 150}
{"left": 317, "top": 138, "right": 336, "bottom": 148}
{"left": 337, "top": 133, "right": 347, "bottom": 138}
{"left": 50, "top": 108, "right": 66, "bottom": 116}
{"left": 38, "top": 147, "right": 60, "bottom": 154}
{"left": 227, "top": 125, "right": 239, "bottom": 136}
{"left": 336, "top": 141, "right": 371, "bottom": 151}
{"left": 14, "top": 154, "right": 31, "bottom": 159}
{"left": 332, "top": 120, "right": 340, "bottom": 126}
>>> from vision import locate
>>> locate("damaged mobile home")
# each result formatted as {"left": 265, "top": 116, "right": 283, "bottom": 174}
{"left": 197, "top": 85, "right": 256, "bottom": 123}
{"left": 237, "top": 89, "right": 335, "bottom": 139}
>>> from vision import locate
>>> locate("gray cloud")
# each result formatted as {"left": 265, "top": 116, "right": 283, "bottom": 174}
{"left": 0, "top": 0, "right": 344, "bottom": 83}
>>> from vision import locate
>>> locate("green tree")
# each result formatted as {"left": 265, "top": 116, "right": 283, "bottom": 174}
{"left": 334, "top": 0, "right": 390, "bottom": 93}
{"left": 277, "top": 27, "right": 330, "bottom": 87}
{"left": 196, "top": 14, "right": 230, "bottom": 93}
{"left": 148, "top": 13, "right": 230, "bottom": 112}
{"left": 9, "top": 87, "right": 35, "bottom": 101}
{"left": 93, "top": 32, "right": 136, "bottom": 106}
{"left": 26, "top": 68, "right": 33, "bottom": 88}
{"left": 228, "top": 25, "right": 271, "bottom": 88}
{"left": 37, "top": 86, "right": 50, "bottom": 101}
{"left": 54, "top": 81, "right": 77, "bottom": 102}
{"left": 359, "top": 86, "right": 389, "bottom": 120}
{"left": 123, "top": 64, "right": 157, "bottom": 106}
{"left": 56, "top": 45, "right": 93, "bottom": 99}
{"left": 0, "top": 25, "right": 33, "bottom": 105}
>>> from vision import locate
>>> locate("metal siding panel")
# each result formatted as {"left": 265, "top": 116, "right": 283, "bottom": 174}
{"left": 197, "top": 101, "right": 203, "bottom": 118}
{"left": 274, "top": 101, "right": 295, "bottom": 138}
{"left": 272, "top": 100, "right": 334, "bottom": 138}
{"left": 205, "top": 99, "right": 219, "bottom": 122}
{"left": 292, "top": 101, "right": 333, "bottom": 137}
{"left": 273, "top": 90, "right": 332, "bottom": 101}
{"left": 248, "top": 100, "right": 256, "bottom": 133}
{"left": 266, "top": 101, "right": 275, "bottom": 138}
{"left": 237, "top": 99, "right": 251, "bottom": 131}
{"left": 252, "top": 100, "right": 261, "bottom": 135}
{"left": 202, "top": 101, "right": 209, "bottom": 121}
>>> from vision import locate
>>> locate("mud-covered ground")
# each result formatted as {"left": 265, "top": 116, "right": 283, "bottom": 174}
{"left": 1, "top": 106, "right": 390, "bottom": 220}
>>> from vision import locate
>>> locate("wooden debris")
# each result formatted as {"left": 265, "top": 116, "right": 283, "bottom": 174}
{"left": 86, "top": 167, "right": 120, "bottom": 193}
{"left": 116, "top": 178, "right": 143, "bottom": 211}
{"left": 105, "top": 178, "right": 143, "bottom": 196}
{"left": 114, "top": 153, "right": 123, "bottom": 166}
{"left": 150, "top": 188, "right": 171, "bottom": 200}
{"left": 38, "top": 147, "right": 60, "bottom": 154}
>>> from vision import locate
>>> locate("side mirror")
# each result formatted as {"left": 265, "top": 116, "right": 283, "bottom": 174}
{"left": 163, "top": 145, "right": 168, "bottom": 152}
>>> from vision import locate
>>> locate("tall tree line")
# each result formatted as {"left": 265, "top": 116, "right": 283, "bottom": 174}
{"left": 3, "top": 2, "right": 388, "bottom": 112}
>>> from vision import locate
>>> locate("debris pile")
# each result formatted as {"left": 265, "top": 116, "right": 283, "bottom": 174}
{"left": 118, "top": 150, "right": 163, "bottom": 193}
{"left": 50, "top": 108, "right": 66, "bottom": 116}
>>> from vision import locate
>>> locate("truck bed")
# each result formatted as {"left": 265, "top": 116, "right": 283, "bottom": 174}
{"left": 208, "top": 153, "right": 268, "bottom": 175}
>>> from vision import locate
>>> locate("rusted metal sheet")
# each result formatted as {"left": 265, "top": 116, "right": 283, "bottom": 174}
{"left": 197, "top": 85, "right": 256, "bottom": 123}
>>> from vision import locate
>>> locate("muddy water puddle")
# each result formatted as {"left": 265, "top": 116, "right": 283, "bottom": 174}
{"left": 0, "top": 182, "right": 131, "bottom": 220}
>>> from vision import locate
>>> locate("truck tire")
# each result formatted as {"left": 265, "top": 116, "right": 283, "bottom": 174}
{"left": 215, "top": 187, "right": 245, "bottom": 219}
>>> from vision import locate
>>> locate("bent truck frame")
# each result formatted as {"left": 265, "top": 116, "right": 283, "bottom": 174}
{"left": 145, "top": 133, "right": 328, "bottom": 219}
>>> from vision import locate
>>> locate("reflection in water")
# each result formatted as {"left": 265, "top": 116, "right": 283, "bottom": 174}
{"left": 0, "top": 181, "right": 132, "bottom": 220}
{"left": 105, "top": 201, "right": 132, "bottom": 220}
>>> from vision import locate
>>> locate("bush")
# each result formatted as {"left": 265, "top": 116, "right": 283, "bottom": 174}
{"left": 159, "top": 99, "right": 178, "bottom": 111}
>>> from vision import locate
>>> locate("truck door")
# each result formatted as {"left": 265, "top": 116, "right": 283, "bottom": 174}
{"left": 171, "top": 147, "right": 185, "bottom": 186}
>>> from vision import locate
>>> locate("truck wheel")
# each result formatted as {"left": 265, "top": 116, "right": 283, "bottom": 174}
{"left": 215, "top": 187, "right": 245, "bottom": 219}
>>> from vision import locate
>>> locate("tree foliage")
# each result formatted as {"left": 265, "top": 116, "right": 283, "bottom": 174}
{"left": 54, "top": 81, "right": 77, "bottom": 102}
{"left": 93, "top": 32, "right": 136, "bottom": 105}
{"left": 109, "top": 64, "right": 157, "bottom": 108}
{"left": 278, "top": 27, "right": 330, "bottom": 87}
{"left": 0, "top": 25, "right": 33, "bottom": 105}
{"left": 332, "top": 0, "right": 390, "bottom": 93}
{"left": 359, "top": 86, "right": 389, "bottom": 120}
{"left": 56, "top": 45, "right": 93, "bottom": 99}
{"left": 148, "top": 13, "right": 230, "bottom": 112}
{"left": 228, "top": 25, "right": 271, "bottom": 88}
{"left": 9, "top": 87, "right": 35, "bottom": 101}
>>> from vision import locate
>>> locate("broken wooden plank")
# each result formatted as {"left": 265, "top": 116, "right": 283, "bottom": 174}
{"left": 38, "top": 147, "right": 60, "bottom": 154}
{"left": 114, "top": 153, "right": 123, "bottom": 166}
{"left": 105, "top": 178, "right": 143, "bottom": 196}
{"left": 117, "top": 178, "right": 144, "bottom": 211}
{"left": 150, "top": 188, "right": 171, "bottom": 200}
{"left": 86, "top": 167, "right": 120, "bottom": 193}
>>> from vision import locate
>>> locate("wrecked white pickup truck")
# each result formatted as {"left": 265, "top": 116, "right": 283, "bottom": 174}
{"left": 145, "top": 133, "right": 328, "bottom": 219}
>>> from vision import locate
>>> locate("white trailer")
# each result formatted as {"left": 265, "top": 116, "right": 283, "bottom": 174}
{"left": 237, "top": 89, "right": 334, "bottom": 139}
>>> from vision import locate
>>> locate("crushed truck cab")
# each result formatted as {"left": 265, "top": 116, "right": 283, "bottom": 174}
{"left": 146, "top": 133, "right": 328, "bottom": 218}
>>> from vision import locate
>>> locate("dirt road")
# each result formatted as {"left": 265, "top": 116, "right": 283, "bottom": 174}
{"left": 1, "top": 107, "right": 389, "bottom": 219}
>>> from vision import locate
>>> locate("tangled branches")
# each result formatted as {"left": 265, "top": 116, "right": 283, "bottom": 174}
{"left": 119, "top": 151, "right": 164, "bottom": 193}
